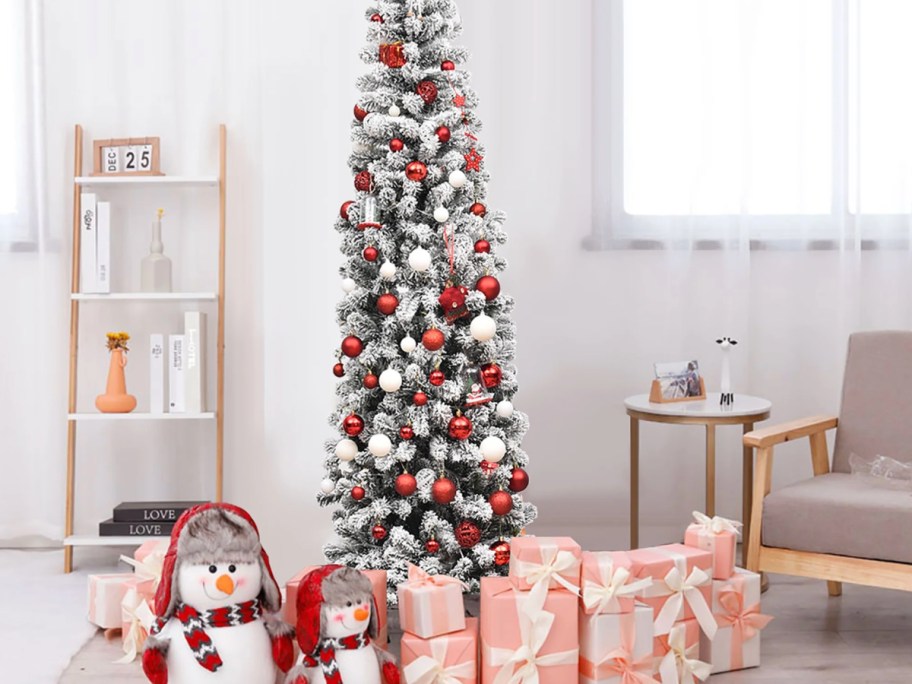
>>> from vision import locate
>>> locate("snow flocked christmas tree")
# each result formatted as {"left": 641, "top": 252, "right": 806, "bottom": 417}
{"left": 319, "top": 0, "right": 536, "bottom": 600}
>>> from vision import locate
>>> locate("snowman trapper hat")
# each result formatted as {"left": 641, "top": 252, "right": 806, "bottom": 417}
{"left": 295, "top": 565, "right": 380, "bottom": 656}
{"left": 153, "top": 502, "right": 282, "bottom": 619}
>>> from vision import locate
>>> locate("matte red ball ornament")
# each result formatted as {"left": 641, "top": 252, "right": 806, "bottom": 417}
{"left": 399, "top": 425, "right": 414, "bottom": 440}
{"left": 333, "top": 363, "right": 345, "bottom": 378}
{"left": 363, "top": 373, "right": 379, "bottom": 389}
{"left": 341, "top": 336, "right": 363, "bottom": 358}
{"left": 480, "top": 362, "right": 503, "bottom": 389}
{"left": 470, "top": 202, "right": 487, "bottom": 217}
{"left": 372, "top": 524, "right": 388, "bottom": 541}
{"left": 431, "top": 477, "right": 457, "bottom": 504}
{"left": 490, "top": 539, "right": 511, "bottom": 566}
{"left": 406, "top": 161, "right": 429, "bottom": 182}
{"left": 448, "top": 414, "right": 473, "bottom": 441}
{"left": 413, "top": 391, "right": 428, "bottom": 406}
{"left": 363, "top": 246, "right": 379, "bottom": 262}
{"left": 370, "top": 12, "right": 384, "bottom": 23}
{"left": 425, "top": 538, "right": 440, "bottom": 554}
{"left": 377, "top": 293, "right": 399, "bottom": 315}
{"left": 489, "top": 490, "right": 514, "bottom": 516}
{"left": 436, "top": 126, "right": 451, "bottom": 143}
{"left": 354, "top": 170, "right": 373, "bottom": 192}
{"left": 474, "top": 239, "right": 491, "bottom": 254}
{"left": 476, "top": 275, "right": 501, "bottom": 301}
{"left": 429, "top": 369, "right": 445, "bottom": 386}
{"left": 354, "top": 105, "right": 368, "bottom": 122}
{"left": 455, "top": 521, "right": 481, "bottom": 548}
{"left": 390, "top": 138, "right": 404, "bottom": 152}
{"left": 509, "top": 467, "right": 530, "bottom": 493}
{"left": 422, "top": 328, "right": 445, "bottom": 352}
{"left": 343, "top": 414, "right": 365, "bottom": 437}
{"left": 441, "top": 60, "right": 456, "bottom": 71}
{"left": 416, "top": 80, "right": 439, "bottom": 105}
{"left": 395, "top": 473, "right": 417, "bottom": 497}
{"left": 341, "top": 200, "right": 355, "bottom": 220}
{"left": 480, "top": 460, "right": 498, "bottom": 475}
{"left": 351, "top": 486, "right": 366, "bottom": 501}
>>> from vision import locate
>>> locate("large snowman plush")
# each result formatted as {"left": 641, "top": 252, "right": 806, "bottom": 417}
{"left": 142, "top": 503, "right": 295, "bottom": 684}
{"left": 286, "top": 565, "right": 399, "bottom": 684}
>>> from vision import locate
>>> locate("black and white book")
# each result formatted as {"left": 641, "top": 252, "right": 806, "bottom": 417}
{"left": 99, "top": 518, "right": 175, "bottom": 537}
{"left": 112, "top": 500, "right": 206, "bottom": 523}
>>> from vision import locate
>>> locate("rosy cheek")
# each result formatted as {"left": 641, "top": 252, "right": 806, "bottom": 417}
{"left": 333, "top": 614, "right": 345, "bottom": 622}
{"left": 236, "top": 578, "right": 245, "bottom": 588}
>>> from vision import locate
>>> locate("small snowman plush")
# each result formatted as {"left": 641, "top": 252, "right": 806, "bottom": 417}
{"left": 286, "top": 565, "right": 400, "bottom": 684}
{"left": 142, "top": 503, "right": 295, "bottom": 684}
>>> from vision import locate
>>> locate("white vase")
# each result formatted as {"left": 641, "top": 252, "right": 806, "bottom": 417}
{"left": 141, "top": 213, "right": 172, "bottom": 292}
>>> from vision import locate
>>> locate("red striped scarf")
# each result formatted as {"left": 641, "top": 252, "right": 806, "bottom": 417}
{"left": 303, "top": 632, "right": 371, "bottom": 684}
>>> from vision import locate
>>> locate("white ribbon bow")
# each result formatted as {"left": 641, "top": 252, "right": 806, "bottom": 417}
{"left": 582, "top": 564, "right": 653, "bottom": 614}
{"left": 692, "top": 511, "right": 742, "bottom": 537}
{"left": 652, "top": 566, "right": 717, "bottom": 639}
{"left": 116, "top": 587, "right": 156, "bottom": 664}
{"left": 513, "top": 544, "right": 580, "bottom": 615}
{"left": 119, "top": 549, "right": 165, "bottom": 591}
{"left": 404, "top": 638, "right": 475, "bottom": 684}
{"left": 658, "top": 623, "right": 712, "bottom": 684}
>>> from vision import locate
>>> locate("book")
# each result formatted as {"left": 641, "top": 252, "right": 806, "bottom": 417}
{"left": 95, "top": 201, "right": 111, "bottom": 293}
{"left": 79, "top": 193, "right": 97, "bottom": 293}
{"left": 168, "top": 335, "right": 185, "bottom": 413}
{"left": 183, "top": 312, "right": 207, "bottom": 413}
{"left": 99, "top": 518, "right": 174, "bottom": 537}
{"left": 112, "top": 501, "right": 206, "bottom": 524}
{"left": 150, "top": 334, "right": 164, "bottom": 414}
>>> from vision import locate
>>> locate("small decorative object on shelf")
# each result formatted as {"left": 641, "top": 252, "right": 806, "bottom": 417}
{"left": 140, "top": 209, "right": 172, "bottom": 293}
{"left": 716, "top": 336, "right": 738, "bottom": 406}
{"left": 650, "top": 360, "right": 706, "bottom": 404}
{"left": 92, "top": 136, "right": 162, "bottom": 176}
{"left": 95, "top": 332, "right": 137, "bottom": 414}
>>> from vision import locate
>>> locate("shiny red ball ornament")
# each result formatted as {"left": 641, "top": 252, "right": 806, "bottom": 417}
{"left": 413, "top": 391, "right": 429, "bottom": 406}
{"left": 354, "top": 170, "right": 372, "bottom": 192}
{"left": 341, "top": 200, "right": 355, "bottom": 220}
{"left": 341, "top": 335, "right": 363, "bottom": 358}
{"left": 429, "top": 369, "right": 445, "bottom": 386}
{"left": 509, "top": 467, "right": 530, "bottom": 493}
{"left": 390, "top": 138, "right": 404, "bottom": 152}
{"left": 480, "top": 460, "right": 498, "bottom": 475}
{"left": 363, "top": 246, "right": 379, "bottom": 262}
{"left": 441, "top": 60, "right": 456, "bottom": 71}
{"left": 490, "top": 539, "right": 511, "bottom": 566}
{"left": 370, "top": 12, "right": 384, "bottom": 23}
{"left": 480, "top": 362, "right": 503, "bottom": 389}
{"left": 395, "top": 473, "right": 417, "bottom": 497}
{"left": 489, "top": 490, "right": 514, "bottom": 516}
{"left": 372, "top": 524, "right": 388, "bottom": 541}
{"left": 470, "top": 202, "right": 487, "bottom": 217}
{"left": 448, "top": 414, "right": 473, "bottom": 441}
{"left": 431, "top": 477, "right": 457, "bottom": 504}
{"left": 455, "top": 521, "right": 481, "bottom": 548}
{"left": 474, "top": 239, "right": 491, "bottom": 254}
{"left": 406, "top": 161, "right": 428, "bottom": 182}
{"left": 476, "top": 275, "right": 501, "bottom": 301}
{"left": 377, "top": 293, "right": 399, "bottom": 315}
{"left": 399, "top": 425, "right": 414, "bottom": 440}
{"left": 425, "top": 538, "right": 441, "bottom": 554}
{"left": 436, "top": 126, "right": 451, "bottom": 143}
{"left": 363, "top": 373, "right": 379, "bottom": 389}
{"left": 416, "top": 80, "right": 439, "bottom": 105}
{"left": 351, "top": 486, "right": 366, "bottom": 501}
{"left": 333, "top": 363, "right": 345, "bottom": 378}
{"left": 343, "top": 414, "right": 365, "bottom": 437}
{"left": 422, "top": 328, "right": 445, "bottom": 351}
{"left": 354, "top": 105, "right": 368, "bottom": 122}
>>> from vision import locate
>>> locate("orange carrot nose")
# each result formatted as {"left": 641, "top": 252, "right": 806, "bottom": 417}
{"left": 216, "top": 574, "right": 235, "bottom": 595}
{"left": 353, "top": 607, "right": 370, "bottom": 622}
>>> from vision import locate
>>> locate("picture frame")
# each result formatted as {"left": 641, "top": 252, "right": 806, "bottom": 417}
{"left": 92, "top": 137, "right": 163, "bottom": 177}
{"left": 649, "top": 359, "right": 707, "bottom": 403}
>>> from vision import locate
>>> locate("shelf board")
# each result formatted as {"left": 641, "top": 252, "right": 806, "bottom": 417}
{"left": 68, "top": 412, "right": 215, "bottom": 421}
{"left": 75, "top": 175, "right": 218, "bottom": 188}
{"left": 65, "top": 535, "right": 170, "bottom": 547}
{"left": 72, "top": 292, "right": 217, "bottom": 302}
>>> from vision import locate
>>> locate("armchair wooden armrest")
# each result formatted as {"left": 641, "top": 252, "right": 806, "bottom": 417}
{"left": 743, "top": 415, "right": 838, "bottom": 448}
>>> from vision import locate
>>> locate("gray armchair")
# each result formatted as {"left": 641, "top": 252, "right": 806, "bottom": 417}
{"left": 744, "top": 331, "right": 912, "bottom": 594}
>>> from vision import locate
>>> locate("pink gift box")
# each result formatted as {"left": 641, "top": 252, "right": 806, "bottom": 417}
{"left": 398, "top": 564, "right": 466, "bottom": 639}
{"left": 134, "top": 539, "right": 169, "bottom": 564}
{"left": 653, "top": 618, "right": 699, "bottom": 663}
{"left": 480, "top": 576, "right": 579, "bottom": 684}
{"left": 508, "top": 535, "right": 581, "bottom": 594}
{"left": 629, "top": 544, "right": 715, "bottom": 639}
{"left": 684, "top": 521, "right": 738, "bottom": 581}
{"left": 402, "top": 617, "right": 478, "bottom": 684}
{"left": 581, "top": 550, "right": 649, "bottom": 615}
{"left": 579, "top": 604, "right": 657, "bottom": 684}
{"left": 119, "top": 587, "right": 156, "bottom": 662}
{"left": 699, "top": 568, "right": 772, "bottom": 674}
{"left": 87, "top": 573, "right": 133, "bottom": 629}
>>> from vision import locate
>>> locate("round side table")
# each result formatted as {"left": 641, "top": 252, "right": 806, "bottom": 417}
{"left": 625, "top": 393, "right": 771, "bottom": 553}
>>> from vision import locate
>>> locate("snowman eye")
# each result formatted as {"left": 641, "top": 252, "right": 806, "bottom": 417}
{"left": 208, "top": 565, "right": 217, "bottom": 574}
{"left": 228, "top": 564, "right": 236, "bottom": 573}
{"left": 346, "top": 601, "right": 353, "bottom": 607}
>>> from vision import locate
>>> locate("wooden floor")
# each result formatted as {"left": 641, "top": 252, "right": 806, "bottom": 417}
{"left": 62, "top": 574, "right": 912, "bottom": 683}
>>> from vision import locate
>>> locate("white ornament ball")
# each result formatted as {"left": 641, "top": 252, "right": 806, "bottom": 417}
{"left": 379, "top": 369, "right": 403, "bottom": 393}
{"left": 470, "top": 314, "right": 497, "bottom": 342}
{"left": 434, "top": 206, "right": 450, "bottom": 223}
{"left": 342, "top": 278, "right": 357, "bottom": 293}
{"left": 353, "top": 140, "right": 370, "bottom": 155}
{"left": 335, "top": 439, "right": 359, "bottom": 462}
{"left": 448, "top": 170, "right": 467, "bottom": 188}
{"left": 409, "top": 247, "right": 432, "bottom": 272}
{"left": 480, "top": 436, "right": 507, "bottom": 463}
{"left": 320, "top": 478, "right": 335, "bottom": 494}
{"left": 496, "top": 400, "right": 514, "bottom": 419}
{"left": 388, "top": 104, "right": 401, "bottom": 117}
{"left": 368, "top": 434, "right": 393, "bottom": 458}
{"left": 401, "top": 336, "right": 417, "bottom": 353}
{"left": 380, "top": 262, "right": 397, "bottom": 281}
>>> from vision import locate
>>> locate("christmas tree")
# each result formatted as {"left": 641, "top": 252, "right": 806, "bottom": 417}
{"left": 319, "top": 0, "right": 536, "bottom": 600}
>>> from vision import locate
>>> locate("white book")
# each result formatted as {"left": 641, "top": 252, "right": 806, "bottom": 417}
{"left": 149, "top": 334, "right": 164, "bottom": 414}
{"left": 183, "top": 312, "right": 207, "bottom": 413}
{"left": 168, "top": 335, "right": 185, "bottom": 413}
{"left": 79, "top": 193, "right": 97, "bottom": 293}
{"left": 95, "top": 202, "right": 111, "bottom": 293}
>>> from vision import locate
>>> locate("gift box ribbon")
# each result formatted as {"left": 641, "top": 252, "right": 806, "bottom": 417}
{"left": 638, "top": 549, "right": 716, "bottom": 639}
{"left": 404, "top": 638, "right": 474, "bottom": 684}
{"left": 405, "top": 563, "right": 469, "bottom": 591}
{"left": 717, "top": 587, "right": 774, "bottom": 670}
{"left": 579, "top": 610, "right": 658, "bottom": 683}
{"left": 582, "top": 559, "right": 653, "bottom": 614}
{"left": 116, "top": 587, "right": 155, "bottom": 664}
{"left": 119, "top": 549, "right": 165, "bottom": 592}
{"left": 691, "top": 511, "right": 742, "bottom": 537}
{"left": 512, "top": 541, "right": 580, "bottom": 612}
{"left": 658, "top": 623, "right": 712, "bottom": 684}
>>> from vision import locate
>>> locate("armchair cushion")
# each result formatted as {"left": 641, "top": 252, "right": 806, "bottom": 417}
{"left": 762, "top": 473, "right": 912, "bottom": 564}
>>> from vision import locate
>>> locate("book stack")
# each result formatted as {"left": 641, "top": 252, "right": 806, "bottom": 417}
{"left": 98, "top": 501, "right": 205, "bottom": 537}
{"left": 79, "top": 192, "right": 111, "bottom": 294}
{"left": 150, "top": 312, "right": 207, "bottom": 414}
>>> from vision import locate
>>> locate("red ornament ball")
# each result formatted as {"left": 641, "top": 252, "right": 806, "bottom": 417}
{"left": 333, "top": 362, "right": 345, "bottom": 378}
{"left": 341, "top": 200, "right": 355, "bottom": 220}
{"left": 370, "top": 12, "right": 384, "bottom": 23}
{"left": 489, "top": 490, "right": 514, "bottom": 516}
{"left": 341, "top": 335, "right": 363, "bottom": 358}
{"left": 425, "top": 538, "right": 441, "bottom": 554}
{"left": 436, "top": 126, "right": 451, "bottom": 143}
{"left": 416, "top": 80, "right": 439, "bottom": 105}
{"left": 431, "top": 477, "right": 457, "bottom": 504}
{"left": 413, "top": 391, "right": 429, "bottom": 406}
{"left": 377, "top": 293, "right": 399, "bottom": 315}
{"left": 343, "top": 413, "right": 365, "bottom": 437}
{"left": 455, "top": 521, "right": 481, "bottom": 548}
{"left": 399, "top": 425, "right": 414, "bottom": 440}
{"left": 441, "top": 60, "right": 456, "bottom": 71}
{"left": 490, "top": 539, "right": 511, "bottom": 566}
{"left": 354, "top": 105, "right": 368, "bottom": 122}
{"left": 470, "top": 202, "right": 487, "bottom": 217}
{"left": 448, "top": 414, "right": 473, "bottom": 441}
{"left": 429, "top": 369, "right": 445, "bottom": 386}
{"left": 474, "top": 239, "right": 491, "bottom": 254}
{"left": 476, "top": 275, "right": 501, "bottom": 301}
{"left": 422, "top": 328, "right": 446, "bottom": 351}
{"left": 351, "top": 486, "right": 366, "bottom": 501}
{"left": 390, "top": 138, "right": 404, "bottom": 152}
{"left": 354, "top": 170, "right": 372, "bottom": 192}
{"left": 509, "top": 467, "right": 530, "bottom": 493}
{"left": 395, "top": 473, "right": 417, "bottom": 497}
{"left": 363, "top": 246, "right": 379, "bottom": 262}
{"left": 480, "top": 362, "right": 503, "bottom": 389}
{"left": 363, "top": 373, "right": 379, "bottom": 389}
{"left": 406, "top": 161, "right": 429, "bottom": 182}
{"left": 480, "top": 460, "right": 498, "bottom": 475}
{"left": 372, "top": 524, "right": 388, "bottom": 541}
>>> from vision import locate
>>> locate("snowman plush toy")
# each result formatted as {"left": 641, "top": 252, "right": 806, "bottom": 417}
{"left": 142, "top": 502, "right": 295, "bottom": 684}
{"left": 285, "top": 565, "right": 400, "bottom": 684}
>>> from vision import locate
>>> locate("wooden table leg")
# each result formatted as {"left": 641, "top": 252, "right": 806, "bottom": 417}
{"left": 742, "top": 422, "right": 754, "bottom": 564}
{"left": 630, "top": 416, "right": 639, "bottom": 550}
{"left": 705, "top": 423, "right": 716, "bottom": 517}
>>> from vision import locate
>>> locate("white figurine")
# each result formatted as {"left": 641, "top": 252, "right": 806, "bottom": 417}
{"left": 716, "top": 337, "right": 738, "bottom": 406}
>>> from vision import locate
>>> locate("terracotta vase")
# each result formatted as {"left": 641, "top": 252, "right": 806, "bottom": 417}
{"left": 95, "top": 348, "right": 137, "bottom": 413}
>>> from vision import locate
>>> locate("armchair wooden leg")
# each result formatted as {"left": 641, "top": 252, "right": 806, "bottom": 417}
{"left": 746, "top": 446, "right": 773, "bottom": 573}
{"left": 827, "top": 581, "right": 843, "bottom": 597}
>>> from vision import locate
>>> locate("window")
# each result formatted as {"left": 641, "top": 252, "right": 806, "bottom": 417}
{"left": 593, "top": 0, "right": 912, "bottom": 246}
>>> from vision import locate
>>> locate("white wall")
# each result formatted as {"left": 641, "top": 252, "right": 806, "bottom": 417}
{"left": 21, "top": 0, "right": 912, "bottom": 581}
